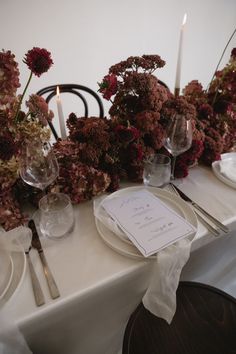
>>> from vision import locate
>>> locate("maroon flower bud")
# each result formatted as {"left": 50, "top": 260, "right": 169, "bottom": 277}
{"left": 23, "top": 47, "right": 53, "bottom": 77}
{"left": 231, "top": 48, "right": 236, "bottom": 58}
{"left": 98, "top": 74, "right": 118, "bottom": 100}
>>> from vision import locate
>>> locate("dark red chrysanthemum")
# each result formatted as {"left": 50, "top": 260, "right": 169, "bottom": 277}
{"left": 23, "top": 47, "right": 53, "bottom": 77}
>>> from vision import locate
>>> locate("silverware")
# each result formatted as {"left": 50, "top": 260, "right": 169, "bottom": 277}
{"left": 28, "top": 219, "right": 60, "bottom": 299}
{"left": 168, "top": 183, "right": 220, "bottom": 237}
{"left": 170, "top": 183, "right": 229, "bottom": 234}
{"left": 24, "top": 245, "right": 45, "bottom": 306}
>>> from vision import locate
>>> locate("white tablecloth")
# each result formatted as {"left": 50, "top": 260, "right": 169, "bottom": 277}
{"left": 1, "top": 165, "right": 236, "bottom": 354}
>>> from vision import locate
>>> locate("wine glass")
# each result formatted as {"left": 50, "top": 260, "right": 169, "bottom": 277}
{"left": 20, "top": 140, "right": 59, "bottom": 192}
{"left": 164, "top": 114, "right": 192, "bottom": 179}
{"left": 20, "top": 141, "right": 74, "bottom": 239}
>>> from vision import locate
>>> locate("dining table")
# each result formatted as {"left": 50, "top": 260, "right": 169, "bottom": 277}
{"left": 1, "top": 164, "right": 236, "bottom": 354}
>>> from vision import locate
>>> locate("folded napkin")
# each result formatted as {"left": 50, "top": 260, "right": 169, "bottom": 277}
{"left": 219, "top": 159, "right": 236, "bottom": 183}
{"left": 94, "top": 195, "right": 193, "bottom": 324}
{"left": 0, "top": 226, "right": 32, "bottom": 253}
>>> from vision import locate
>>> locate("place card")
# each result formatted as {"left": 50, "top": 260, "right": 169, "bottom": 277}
{"left": 102, "top": 190, "right": 196, "bottom": 257}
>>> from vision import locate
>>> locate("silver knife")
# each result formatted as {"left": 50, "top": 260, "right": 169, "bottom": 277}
{"left": 170, "top": 183, "right": 229, "bottom": 234}
{"left": 169, "top": 183, "right": 220, "bottom": 237}
{"left": 28, "top": 219, "right": 60, "bottom": 299}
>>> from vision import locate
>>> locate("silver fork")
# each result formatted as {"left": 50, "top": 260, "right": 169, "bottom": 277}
{"left": 168, "top": 184, "right": 221, "bottom": 237}
{"left": 25, "top": 246, "right": 45, "bottom": 306}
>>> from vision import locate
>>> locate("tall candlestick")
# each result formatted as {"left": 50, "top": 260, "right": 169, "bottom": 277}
{"left": 56, "top": 86, "right": 67, "bottom": 139}
{"left": 174, "top": 13, "right": 187, "bottom": 97}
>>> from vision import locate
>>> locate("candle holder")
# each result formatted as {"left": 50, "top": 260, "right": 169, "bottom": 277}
{"left": 174, "top": 87, "right": 180, "bottom": 97}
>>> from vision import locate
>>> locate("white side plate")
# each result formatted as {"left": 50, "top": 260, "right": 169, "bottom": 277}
{"left": 212, "top": 152, "right": 236, "bottom": 189}
{"left": 0, "top": 251, "right": 14, "bottom": 300}
{"left": 0, "top": 249, "right": 26, "bottom": 307}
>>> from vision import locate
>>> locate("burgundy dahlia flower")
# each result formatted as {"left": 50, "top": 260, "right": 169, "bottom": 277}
{"left": 23, "top": 47, "right": 53, "bottom": 77}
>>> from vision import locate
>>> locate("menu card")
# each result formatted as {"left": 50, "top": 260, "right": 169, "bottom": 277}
{"left": 102, "top": 190, "right": 196, "bottom": 257}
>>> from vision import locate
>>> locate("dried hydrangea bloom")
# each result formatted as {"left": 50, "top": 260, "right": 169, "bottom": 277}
{"left": 23, "top": 47, "right": 53, "bottom": 77}
{"left": 109, "top": 54, "right": 165, "bottom": 77}
{"left": 0, "top": 191, "right": 27, "bottom": 231}
{"left": 115, "top": 125, "right": 140, "bottom": 144}
{"left": 109, "top": 73, "right": 168, "bottom": 118}
{"left": 0, "top": 50, "right": 20, "bottom": 109}
{"left": 68, "top": 115, "right": 111, "bottom": 152}
{"left": 135, "top": 111, "right": 161, "bottom": 133}
{"left": 200, "top": 127, "right": 223, "bottom": 165}
{"left": 26, "top": 94, "right": 54, "bottom": 126}
{"left": 161, "top": 96, "right": 196, "bottom": 121}
{"left": 0, "top": 157, "right": 19, "bottom": 191}
{"left": 51, "top": 160, "right": 111, "bottom": 203}
{"left": 18, "top": 120, "right": 51, "bottom": 144}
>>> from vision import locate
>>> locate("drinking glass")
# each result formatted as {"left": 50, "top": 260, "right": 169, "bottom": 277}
{"left": 164, "top": 115, "right": 192, "bottom": 179}
{"left": 143, "top": 154, "right": 171, "bottom": 187}
{"left": 39, "top": 193, "right": 74, "bottom": 239}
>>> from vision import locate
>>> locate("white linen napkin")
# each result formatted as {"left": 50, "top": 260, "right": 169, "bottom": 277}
{"left": 0, "top": 226, "right": 32, "bottom": 253}
{"left": 142, "top": 238, "right": 191, "bottom": 323}
{"left": 219, "top": 159, "right": 236, "bottom": 182}
{"left": 94, "top": 195, "right": 193, "bottom": 324}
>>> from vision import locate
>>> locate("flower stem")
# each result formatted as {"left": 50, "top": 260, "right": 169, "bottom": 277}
{"left": 207, "top": 27, "right": 236, "bottom": 92}
{"left": 14, "top": 71, "right": 33, "bottom": 123}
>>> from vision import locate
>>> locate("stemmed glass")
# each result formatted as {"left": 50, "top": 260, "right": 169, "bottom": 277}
{"left": 20, "top": 140, "right": 59, "bottom": 192}
{"left": 164, "top": 114, "right": 192, "bottom": 179}
{"left": 20, "top": 140, "right": 74, "bottom": 239}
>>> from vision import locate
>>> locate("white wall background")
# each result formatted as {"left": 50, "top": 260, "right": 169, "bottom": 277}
{"left": 1, "top": 0, "right": 236, "bottom": 133}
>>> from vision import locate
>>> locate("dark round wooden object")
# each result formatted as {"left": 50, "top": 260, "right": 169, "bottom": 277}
{"left": 123, "top": 281, "right": 236, "bottom": 354}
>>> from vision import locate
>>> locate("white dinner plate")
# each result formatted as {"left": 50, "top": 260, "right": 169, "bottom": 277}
{"left": 0, "top": 248, "right": 26, "bottom": 307}
{"left": 95, "top": 186, "right": 198, "bottom": 260}
{"left": 212, "top": 152, "right": 236, "bottom": 189}
{"left": 0, "top": 250, "right": 14, "bottom": 300}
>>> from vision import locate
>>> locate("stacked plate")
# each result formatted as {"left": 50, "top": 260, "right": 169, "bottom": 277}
{"left": 95, "top": 186, "right": 198, "bottom": 260}
{"left": 0, "top": 248, "right": 26, "bottom": 307}
{"left": 212, "top": 152, "right": 236, "bottom": 189}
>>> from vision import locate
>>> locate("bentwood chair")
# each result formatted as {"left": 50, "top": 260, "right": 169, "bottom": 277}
{"left": 37, "top": 84, "right": 104, "bottom": 140}
{"left": 122, "top": 281, "right": 236, "bottom": 354}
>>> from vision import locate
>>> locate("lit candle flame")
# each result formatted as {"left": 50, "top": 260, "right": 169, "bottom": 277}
{"left": 182, "top": 13, "right": 187, "bottom": 26}
{"left": 56, "top": 85, "right": 60, "bottom": 97}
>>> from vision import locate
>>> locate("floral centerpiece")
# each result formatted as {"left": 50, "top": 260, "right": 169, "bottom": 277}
{"left": 1, "top": 48, "right": 235, "bottom": 231}
{"left": 0, "top": 48, "right": 54, "bottom": 230}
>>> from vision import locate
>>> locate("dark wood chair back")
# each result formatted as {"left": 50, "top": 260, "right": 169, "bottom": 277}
{"left": 37, "top": 84, "right": 104, "bottom": 140}
{"left": 123, "top": 281, "right": 236, "bottom": 354}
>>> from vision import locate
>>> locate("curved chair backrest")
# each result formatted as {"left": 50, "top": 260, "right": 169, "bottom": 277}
{"left": 123, "top": 281, "right": 236, "bottom": 354}
{"left": 37, "top": 84, "right": 104, "bottom": 140}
